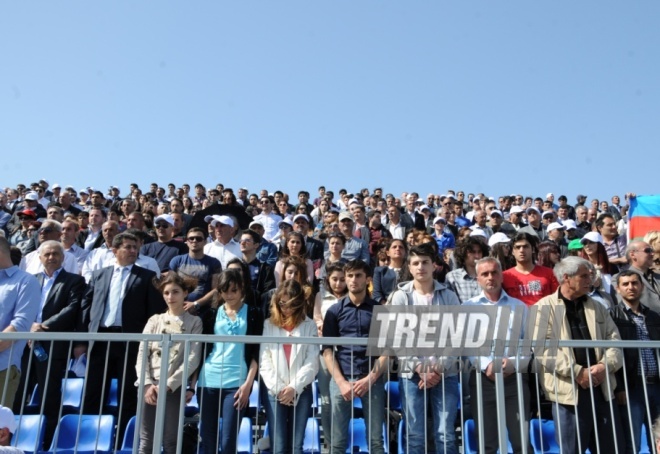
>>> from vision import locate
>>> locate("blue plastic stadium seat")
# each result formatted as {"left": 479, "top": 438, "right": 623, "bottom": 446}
{"left": 464, "top": 419, "right": 513, "bottom": 454}
{"left": 104, "top": 378, "right": 118, "bottom": 414}
{"left": 353, "top": 396, "right": 364, "bottom": 418}
{"left": 303, "top": 417, "right": 321, "bottom": 454}
{"left": 185, "top": 391, "right": 200, "bottom": 417}
{"left": 47, "top": 414, "right": 115, "bottom": 454}
{"left": 530, "top": 418, "right": 559, "bottom": 454}
{"left": 116, "top": 415, "right": 137, "bottom": 454}
{"left": 61, "top": 378, "right": 85, "bottom": 414}
{"left": 237, "top": 416, "right": 253, "bottom": 454}
{"left": 247, "top": 381, "right": 260, "bottom": 418}
{"left": 347, "top": 418, "right": 368, "bottom": 454}
{"left": 11, "top": 414, "right": 45, "bottom": 454}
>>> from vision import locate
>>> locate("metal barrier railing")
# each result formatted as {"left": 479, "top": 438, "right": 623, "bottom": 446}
{"left": 1, "top": 332, "right": 659, "bottom": 454}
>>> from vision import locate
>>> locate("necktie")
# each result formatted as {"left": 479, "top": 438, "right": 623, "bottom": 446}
{"left": 106, "top": 267, "right": 127, "bottom": 327}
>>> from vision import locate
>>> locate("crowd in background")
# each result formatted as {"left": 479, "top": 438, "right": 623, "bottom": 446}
{"left": 1, "top": 179, "right": 660, "bottom": 454}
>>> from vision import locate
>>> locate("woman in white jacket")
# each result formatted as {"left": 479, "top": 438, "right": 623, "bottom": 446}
{"left": 260, "top": 280, "right": 319, "bottom": 454}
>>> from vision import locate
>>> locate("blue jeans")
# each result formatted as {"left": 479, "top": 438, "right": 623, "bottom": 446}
{"left": 264, "top": 385, "right": 314, "bottom": 454}
{"left": 400, "top": 374, "right": 459, "bottom": 454}
{"left": 619, "top": 379, "right": 660, "bottom": 454}
{"left": 199, "top": 387, "right": 242, "bottom": 454}
{"left": 329, "top": 375, "right": 385, "bottom": 454}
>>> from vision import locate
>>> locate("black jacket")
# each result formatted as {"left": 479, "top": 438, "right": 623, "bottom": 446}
{"left": 610, "top": 302, "right": 660, "bottom": 391}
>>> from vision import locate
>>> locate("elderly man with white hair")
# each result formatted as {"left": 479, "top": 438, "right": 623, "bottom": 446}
{"left": 534, "top": 256, "right": 624, "bottom": 453}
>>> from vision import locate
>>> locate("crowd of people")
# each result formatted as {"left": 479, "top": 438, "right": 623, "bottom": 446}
{"left": 1, "top": 179, "right": 660, "bottom": 453}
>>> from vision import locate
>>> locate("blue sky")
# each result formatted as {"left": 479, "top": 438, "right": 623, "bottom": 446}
{"left": 1, "top": 2, "right": 657, "bottom": 204}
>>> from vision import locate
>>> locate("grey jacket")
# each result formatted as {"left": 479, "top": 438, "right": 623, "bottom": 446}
{"left": 390, "top": 280, "right": 460, "bottom": 378}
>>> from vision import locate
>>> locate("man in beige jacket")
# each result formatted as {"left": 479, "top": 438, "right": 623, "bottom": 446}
{"left": 533, "top": 256, "right": 624, "bottom": 454}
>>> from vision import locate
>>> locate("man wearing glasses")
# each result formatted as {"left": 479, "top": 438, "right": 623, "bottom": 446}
{"left": 252, "top": 197, "right": 282, "bottom": 242}
{"left": 170, "top": 227, "right": 222, "bottom": 314}
{"left": 615, "top": 241, "right": 660, "bottom": 314}
{"left": 140, "top": 214, "right": 188, "bottom": 273}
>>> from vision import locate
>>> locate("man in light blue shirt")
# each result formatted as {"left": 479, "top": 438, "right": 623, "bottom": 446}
{"left": 464, "top": 257, "right": 530, "bottom": 454}
{"left": 0, "top": 237, "right": 40, "bottom": 407}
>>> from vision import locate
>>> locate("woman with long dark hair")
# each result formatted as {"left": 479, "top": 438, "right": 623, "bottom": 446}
{"left": 274, "top": 232, "right": 314, "bottom": 286}
{"left": 195, "top": 269, "right": 263, "bottom": 454}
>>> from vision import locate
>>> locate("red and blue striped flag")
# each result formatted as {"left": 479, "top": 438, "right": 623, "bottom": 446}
{"left": 628, "top": 195, "right": 660, "bottom": 240}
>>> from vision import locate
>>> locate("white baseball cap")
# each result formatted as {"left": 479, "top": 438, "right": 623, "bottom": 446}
{"left": 0, "top": 406, "right": 17, "bottom": 434}
{"left": 204, "top": 215, "right": 234, "bottom": 228}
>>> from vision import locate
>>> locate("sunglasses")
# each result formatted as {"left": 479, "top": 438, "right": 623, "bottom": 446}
{"left": 187, "top": 237, "right": 204, "bottom": 242}
{"left": 155, "top": 224, "right": 170, "bottom": 229}
{"left": 636, "top": 248, "right": 654, "bottom": 254}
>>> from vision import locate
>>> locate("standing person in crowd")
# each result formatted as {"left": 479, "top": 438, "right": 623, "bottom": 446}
{"left": 239, "top": 229, "right": 276, "bottom": 301}
{"left": 366, "top": 210, "right": 391, "bottom": 259}
{"left": 292, "top": 214, "right": 324, "bottom": 280}
{"left": 597, "top": 213, "right": 628, "bottom": 271}
{"left": 80, "top": 232, "right": 166, "bottom": 438}
{"left": 610, "top": 270, "right": 660, "bottom": 454}
{"left": 195, "top": 269, "right": 263, "bottom": 454}
{"left": 140, "top": 214, "right": 188, "bottom": 273}
{"left": 323, "top": 260, "right": 387, "bottom": 454}
{"left": 317, "top": 232, "right": 347, "bottom": 284}
{"left": 533, "top": 257, "right": 624, "bottom": 454}
{"left": 537, "top": 240, "right": 562, "bottom": 269}
{"left": 615, "top": 240, "right": 660, "bottom": 314}
{"left": 579, "top": 232, "right": 617, "bottom": 300}
{"left": 274, "top": 232, "right": 314, "bottom": 286}
{"left": 489, "top": 232, "right": 515, "bottom": 271}
{"left": 0, "top": 237, "right": 40, "bottom": 408}
{"left": 519, "top": 207, "right": 547, "bottom": 241}
{"left": 313, "top": 263, "right": 347, "bottom": 448}
{"left": 391, "top": 244, "right": 461, "bottom": 454}
{"left": 431, "top": 216, "right": 455, "bottom": 256}
{"left": 464, "top": 257, "right": 530, "bottom": 454}
{"left": 502, "top": 232, "right": 559, "bottom": 306}
{"left": 446, "top": 237, "right": 488, "bottom": 303}
{"left": 136, "top": 274, "right": 203, "bottom": 454}
{"left": 14, "top": 241, "right": 85, "bottom": 448}
{"left": 334, "top": 212, "right": 370, "bottom": 263}
{"left": 169, "top": 227, "right": 222, "bottom": 315}
{"left": 254, "top": 196, "right": 283, "bottom": 242}
{"left": 260, "top": 280, "right": 319, "bottom": 454}
{"left": 203, "top": 215, "right": 241, "bottom": 268}
{"left": 372, "top": 239, "right": 407, "bottom": 304}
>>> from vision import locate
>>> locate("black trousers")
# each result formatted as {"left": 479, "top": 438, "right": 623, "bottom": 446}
{"left": 470, "top": 372, "right": 531, "bottom": 454}
{"left": 83, "top": 339, "right": 139, "bottom": 441}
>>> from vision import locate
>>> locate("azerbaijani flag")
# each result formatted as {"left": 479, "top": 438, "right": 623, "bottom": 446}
{"left": 628, "top": 195, "right": 660, "bottom": 240}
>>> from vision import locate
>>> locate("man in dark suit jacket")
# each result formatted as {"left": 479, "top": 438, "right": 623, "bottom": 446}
{"left": 293, "top": 214, "right": 324, "bottom": 262}
{"left": 79, "top": 232, "right": 165, "bottom": 437}
{"left": 13, "top": 240, "right": 86, "bottom": 448}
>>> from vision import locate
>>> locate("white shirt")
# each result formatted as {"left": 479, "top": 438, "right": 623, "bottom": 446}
{"left": 253, "top": 212, "right": 283, "bottom": 242}
{"left": 38, "top": 268, "right": 62, "bottom": 323}
{"left": 81, "top": 245, "right": 115, "bottom": 282}
{"left": 203, "top": 239, "right": 242, "bottom": 268}
{"left": 136, "top": 255, "right": 161, "bottom": 278}
{"left": 84, "top": 228, "right": 102, "bottom": 250}
{"left": 389, "top": 223, "right": 405, "bottom": 240}
{"left": 65, "top": 243, "right": 90, "bottom": 272}
{"left": 21, "top": 250, "right": 79, "bottom": 275}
